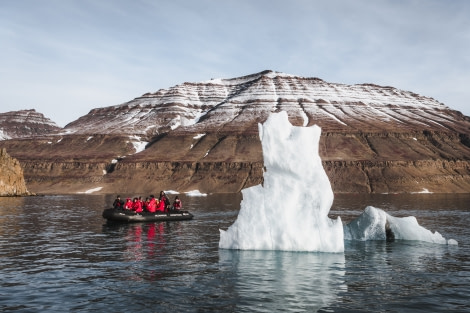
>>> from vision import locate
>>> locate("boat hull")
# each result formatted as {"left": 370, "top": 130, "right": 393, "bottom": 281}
{"left": 102, "top": 208, "right": 194, "bottom": 223}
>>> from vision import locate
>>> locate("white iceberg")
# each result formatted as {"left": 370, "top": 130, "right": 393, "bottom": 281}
{"left": 344, "top": 206, "right": 457, "bottom": 245}
{"left": 219, "top": 111, "right": 344, "bottom": 252}
{"left": 219, "top": 111, "right": 457, "bottom": 252}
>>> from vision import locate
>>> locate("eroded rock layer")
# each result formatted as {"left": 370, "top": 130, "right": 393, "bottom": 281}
{"left": 0, "top": 148, "right": 30, "bottom": 196}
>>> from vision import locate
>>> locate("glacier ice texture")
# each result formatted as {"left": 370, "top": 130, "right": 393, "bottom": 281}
{"left": 219, "top": 111, "right": 344, "bottom": 252}
{"left": 219, "top": 111, "right": 457, "bottom": 252}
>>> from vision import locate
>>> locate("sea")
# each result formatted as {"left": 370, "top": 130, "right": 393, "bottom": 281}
{"left": 0, "top": 193, "right": 468, "bottom": 312}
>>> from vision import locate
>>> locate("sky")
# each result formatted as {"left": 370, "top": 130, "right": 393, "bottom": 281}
{"left": 1, "top": 0, "right": 469, "bottom": 127}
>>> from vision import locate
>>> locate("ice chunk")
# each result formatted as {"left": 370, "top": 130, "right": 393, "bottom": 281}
{"left": 344, "top": 206, "right": 457, "bottom": 245}
{"left": 219, "top": 111, "right": 344, "bottom": 252}
{"left": 185, "top": 190, "right": 207, "bottom": 197}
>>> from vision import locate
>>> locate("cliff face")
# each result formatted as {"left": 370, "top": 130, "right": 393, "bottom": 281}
{"left": 1, "top": 71, "right": 469, "bottom": 194}
{"left": 0, "top": 148, "right": 30, "bottom": 196}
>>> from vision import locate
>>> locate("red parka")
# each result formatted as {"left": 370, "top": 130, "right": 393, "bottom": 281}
{"left": 132, "top": 198, "right": 143, "bottom": 213}
{"left": 156, "top": 198, "right": 166, "bottom": 212}
{"left": 147, "top": 198, "right": 157, "bottom": 213}
{"left": 124, "top": 198, "right": 133, "bottom": 210}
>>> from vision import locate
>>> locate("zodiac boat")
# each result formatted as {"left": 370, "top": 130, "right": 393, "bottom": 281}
{"left": 102, "top": 208, "right": 194, "bottom": 223}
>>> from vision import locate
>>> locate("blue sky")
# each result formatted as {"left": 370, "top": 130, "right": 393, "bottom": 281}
{"left": 1, "top": 0, "right": 469, "bottom": 126}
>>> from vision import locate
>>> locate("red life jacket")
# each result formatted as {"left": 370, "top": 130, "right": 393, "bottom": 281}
{"left": 147, "top": 198, "right": 156, "bottom": 213}
{"left": 173, "top": 199, "right": 182, "bottom": 209}
{"left": 157, "top": 199, "right": 166, "bottom": 212}
{"left": 124, "top": 199, "right": 133, "bottom": 209}
{"left": 132, "top": 200, "right": 143, "bottom": 213}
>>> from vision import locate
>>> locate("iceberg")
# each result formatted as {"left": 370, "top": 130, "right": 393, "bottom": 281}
{"left": 219, "top": 111, "right": 344, "bottom": 252}
{"left": 344, "top": 206, "right": 457, "bottom": 245}
{"left": 219, "top": 111, "right": 457, "bottom": 252}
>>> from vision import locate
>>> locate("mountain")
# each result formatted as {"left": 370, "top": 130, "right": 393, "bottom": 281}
{"left": 1, "top": 70, "right": 469, "bottom": 194}
{"left": 0, "top": 109, "right": 61, "bottom": 140}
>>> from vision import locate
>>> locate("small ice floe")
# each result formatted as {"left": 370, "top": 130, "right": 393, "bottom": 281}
{"left": 165, "top": 190, "right": 179, "bottom": 195}
{"left": 411, "top": 188, "right": 432, "bottom": 194}
{"left": 185, "top": 190, "right": 207, "bottom": 197}
{"left": 344, "top": 206, "right": 458, "bottom": 245}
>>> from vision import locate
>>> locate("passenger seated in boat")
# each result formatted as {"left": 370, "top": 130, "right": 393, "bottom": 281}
{"left": 172, "top": 196, "right": 182, "bottom": 211}
{"left": 143, "top": 197, "right": 150, "bottom": 211}
{"left": 124, "top": 198, "right": 133, "bottom": 210}
{"left": 159, "top": 191, "right": 171, "bottom": 211}
{"left": 113, "top": 195, "right": 124, "bottom": 209}
{"left": 147, "top": 195, "right": 157, "bottom": 213}
{"left": 156, "top": 196, "right": 166, "bottom": 212}
{"left": 132, "top": 197, "right": 143, "bottom": 213}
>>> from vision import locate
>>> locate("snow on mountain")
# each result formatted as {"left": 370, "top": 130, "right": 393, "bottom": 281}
{"left": 61, "top": 70, "right": 464, "bottom": 139}
{"left": 0, "top": 109, "right": 61, "bottom": 140}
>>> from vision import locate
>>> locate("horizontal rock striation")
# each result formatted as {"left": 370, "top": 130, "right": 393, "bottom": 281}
{"left": 0, "top": 109, "right": 61, "bottom": 140}
{"left": 1, "top": 70, "right": 470, "bottom": 194}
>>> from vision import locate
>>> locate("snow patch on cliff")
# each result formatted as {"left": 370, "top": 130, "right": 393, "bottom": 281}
{"left": 0, "top": 130, "right": 11, "bottom": 140}
{"left": 128, "top": 136, "right": 148, "bottom": 154}
{"left": 77, "top": 186, "right": 103, "bottom": 194}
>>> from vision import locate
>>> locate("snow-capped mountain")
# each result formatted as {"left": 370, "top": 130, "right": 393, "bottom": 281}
{"left": 0, "top": 109, "right": 61, "bottom": 140}
{"left": 1, "top": 70, "right": 469, "bottom": 195}
{"left": 63, "top": 70, "right": 468, "bottom": 138}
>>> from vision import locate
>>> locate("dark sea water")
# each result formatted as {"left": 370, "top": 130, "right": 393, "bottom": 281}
{"left": 0, "top": 193, "right": 468, "bottom": 312}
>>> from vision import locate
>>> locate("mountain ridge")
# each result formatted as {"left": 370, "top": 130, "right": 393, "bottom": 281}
{"left": 0, "top": 70, "right": 469, "bottom": 194}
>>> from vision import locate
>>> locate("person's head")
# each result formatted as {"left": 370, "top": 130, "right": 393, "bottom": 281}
{"left": 175, "top": 196, "right": 179, "bottom": 200}
{"left": 117, "top": 195, "right": 121, "bottom": 199}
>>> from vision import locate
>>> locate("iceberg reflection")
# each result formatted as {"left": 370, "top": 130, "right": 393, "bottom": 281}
{"left": 218, "top": 250, "right": 346, "bottom": 312}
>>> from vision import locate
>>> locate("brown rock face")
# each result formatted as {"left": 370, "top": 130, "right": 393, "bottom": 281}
{"left": 0, "top": 148, "right": 30, "bottom": 196}
{"left": 1, "top": 71, "right": 470, "bottom": 194}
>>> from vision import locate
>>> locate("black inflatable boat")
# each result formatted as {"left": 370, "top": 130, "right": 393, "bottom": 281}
{"left": 102, "top": 208, "right": 194, "bottom": 223}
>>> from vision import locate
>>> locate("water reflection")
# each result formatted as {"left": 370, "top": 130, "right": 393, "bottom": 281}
{"left": 123, "top": 223, "right": 167, "bottom": 262}
{"left": 219, "top": 250, "right": 346, "bottom": 312}
{"left": 0, "top": 194, "right": 468, "bottom": 312}
{"left": 331, "top": 240, "right": 462, "bottom": 311}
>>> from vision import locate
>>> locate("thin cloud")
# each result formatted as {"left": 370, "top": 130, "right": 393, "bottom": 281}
{"left": 0, "top": 0, "right": 469, "bottom": 126}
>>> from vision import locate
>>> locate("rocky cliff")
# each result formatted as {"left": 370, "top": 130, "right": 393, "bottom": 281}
{"left": 1, "top": 70, "right": 469, "bottom": 194}
{"left": 0, "top": 148, "right": 30, "bottom": 196}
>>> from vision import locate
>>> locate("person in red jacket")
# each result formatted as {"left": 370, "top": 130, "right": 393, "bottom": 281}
{"left": 156, "top": 197, "right": 166, "bottom": 212}
{"left": 143, "top": 197, "right": 150, "bottom": 211}
{"left": 159, "top": 191, "right": 170, "bottom": 212}
{"left": 147, "top": 195, "right": 157, "bottom": 213}
{"left": 124, "top": 198, "right": 133, "bottom": 210}
{"left": 132, "top": 197, "right": 143, "bottom": 213}
{"left": 172, "top": 196, "right": 182, "bottom": 211}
